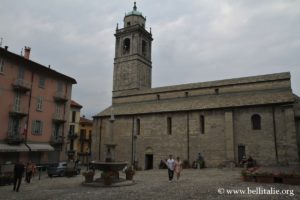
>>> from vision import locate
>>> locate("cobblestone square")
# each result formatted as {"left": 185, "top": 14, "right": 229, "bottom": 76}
{"left": 0, "top": 168, "right": 299, "bottom": 200}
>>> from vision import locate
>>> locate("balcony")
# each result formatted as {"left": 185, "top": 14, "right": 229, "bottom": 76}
{"left": 77, "top": 152, "right": 90, "bottom": 156}
{"left": 49, "top": 135, "right": 64, "bottom": 146}
{"left": 12, "top": 79, "right": 31, "bottom": 92}
{"left": 68, "top": 132, "right": 78, "bottom": 140}
{"left": 52, "top": 113, "right": 66, "bottom": 123}
{"left": 53, "top": 91, "right": 68, "bottom": 103}
{"left": 67, "top": 150, "right": 76, "bottom": 156}
{"left": 6, "top": 132, "right": 24, "bottom": 144}
{"left": 9, "top": 104, "right": 28, "bottom": 117}
{"left": 79, "top": 137, "right": 91, "bottom": 143}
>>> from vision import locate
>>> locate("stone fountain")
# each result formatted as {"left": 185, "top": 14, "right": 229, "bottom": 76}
{"left": 83, "top": 110, "right": 134, "bottom": 187}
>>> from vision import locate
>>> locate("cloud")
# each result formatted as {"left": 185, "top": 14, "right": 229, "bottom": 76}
{"left": 1, "top": 0, "right": 300, "bottom": 118}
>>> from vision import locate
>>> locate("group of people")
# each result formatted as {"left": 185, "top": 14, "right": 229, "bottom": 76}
{"left": 239, "top": 155, "right": 256, "bottom": 168}
{"left": 163, "top": 155, "right": 183, "bottom": 182}
{"left": 13, "top": 160, "right": 37, "bottom": 192}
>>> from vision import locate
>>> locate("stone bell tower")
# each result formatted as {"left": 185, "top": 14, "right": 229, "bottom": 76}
{"left": 113, "top": 2, "right": 153, "bottom": 94}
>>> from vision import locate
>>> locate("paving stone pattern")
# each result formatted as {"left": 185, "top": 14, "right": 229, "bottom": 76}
{"left": 0, "top": 169, "right": 299, "bottom": 200}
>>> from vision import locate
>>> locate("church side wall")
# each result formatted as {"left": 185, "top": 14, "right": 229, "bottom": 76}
{"left": 189, "top": 110, "right": 227, "bottom": 167}
{"left": 135, "top": 113, "right": 188, "bottom": 169}
{"left": 93, "top": 104, "right": 299, "bottom": 169}
{"left": 233, "top": 106, "right": 277, "bottom": 165}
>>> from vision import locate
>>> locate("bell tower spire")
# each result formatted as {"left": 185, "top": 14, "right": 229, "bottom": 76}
{"left": 113, "top": 3, "right": 153, "bottom": 94}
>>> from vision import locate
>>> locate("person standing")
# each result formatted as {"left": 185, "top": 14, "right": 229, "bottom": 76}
{"left": 174, "top": 156, "right": 183, "bottom": 180}
{"left": 25, "top": 160, "right": 33, "bottom": 183}
{"left": 13, "top": 161, "right": 25, "bottom": 192}
{"left": 166, "top": 155, "right": 175, "bottom": 182}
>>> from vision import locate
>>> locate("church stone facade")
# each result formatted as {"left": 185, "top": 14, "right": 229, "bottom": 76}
{"left": 93, "top": 3, "right": 300, "bottom": 169}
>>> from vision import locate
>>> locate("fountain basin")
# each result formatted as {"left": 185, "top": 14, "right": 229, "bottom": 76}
{"left": 91, "top": 161, "right": 128, "bottom": 171}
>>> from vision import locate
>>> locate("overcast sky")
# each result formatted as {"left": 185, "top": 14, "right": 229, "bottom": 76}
{"left": 1, "top": 0, "right": 299, "bottom": 119}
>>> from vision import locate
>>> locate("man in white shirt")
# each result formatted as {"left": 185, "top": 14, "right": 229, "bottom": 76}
{"left": 166, "top": 154, "right": 175, "bottom": 182}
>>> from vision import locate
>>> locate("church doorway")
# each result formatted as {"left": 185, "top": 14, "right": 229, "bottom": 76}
{"left": 238, "top": 145, "right": 246, "bottom": 163}
{"left": 145, "top": 154, "right": 153, "bottom": 170}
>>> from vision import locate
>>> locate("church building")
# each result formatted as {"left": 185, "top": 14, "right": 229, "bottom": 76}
{"left": 92, "top": 3, "right": 300, "bottom": 169}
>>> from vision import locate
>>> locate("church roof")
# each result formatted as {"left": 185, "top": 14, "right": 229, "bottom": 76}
{"left": 95, "top": 72, "right": 295, "bottom": 117}
{"left": 113, "top": 72, "right": 290, "bottom": 98}
{"left": 96, "top": 90, "right": 294, "bottom": 117}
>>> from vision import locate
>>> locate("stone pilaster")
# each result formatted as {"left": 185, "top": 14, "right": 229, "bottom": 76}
{"left": 284, "top": 107, "right": 299, "bottom": 164}
{"left": 225, "top": 111, "right": 235, "bottom": 161}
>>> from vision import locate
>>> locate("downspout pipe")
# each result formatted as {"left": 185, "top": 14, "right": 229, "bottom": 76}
{"left": 131, "top": 116, "right": 135, "bottom": 165}
{"left": 272, "top": 106, "right": 279, "bottom": 163}
{"left": 187, "top": 111, "right": 190, "bottom": 163}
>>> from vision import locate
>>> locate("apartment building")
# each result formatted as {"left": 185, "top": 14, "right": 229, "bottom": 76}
{"left": 78, "top": 116, "right": 92, "bottom": 165}
{"left": 67, "top": 100, "right": 82, "bottom": 160}
{"left": 0, "top": 46, "right": 76, "bottom": 164}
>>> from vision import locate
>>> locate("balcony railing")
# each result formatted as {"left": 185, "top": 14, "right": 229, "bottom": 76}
{"left": 52, "top": 113, "right": 66, "bottom": 123}
{"left": 12, "top": 79, "right": 31, "bottom": 92}
{"left": 6, "top": 131, "right": 24, "bottom": 144}
{"left": 68, "top": 132, "right": 78, "bottom": 140}
{"left": 67, "top": 150, "right": 76, "bottom": 156}
{"left": 77, "top": 152, "right": 90, "bottom": 156}
{"left": 79, "top": 137, "right": 91, "bottom": 143}
{"left": 50, "top": 135, "right": 64, "bottom": 145}
{"left": 53, "top": 91, "right": 68, "bottom": 103}
{"left": 9, "top": 104, "right": 28, "bottom": 117}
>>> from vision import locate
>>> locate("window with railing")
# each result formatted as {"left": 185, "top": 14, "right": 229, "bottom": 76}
{"left": 55, "top": 104, "right": 62, "bottom": 118}
{"left": 14, "top": 92, "right": 21, "bottom": 112}
{"left": 39, "top": 76, "right": 45, "bottom": 88}
{"left": 36, "top": 96, "right": 43, "bottom": 111}
{"left": 32, "top": 120, "right": 43, "bottom": 135}
{"left": 0, "top": 58, "right": 4, "bottom": 73}
{"left": 57, "top": 81, "right": 63, "bottom": 93}
{"left": 72, "top": 111, "right": 76, "bottom": 122}
{"left": 69, "top": 125, "right": 75, "bottom": 134}
{"left": 8, "top": 118, "right": 20, "bottom": 135}
{"left": 18, "top": 66, "right": 25, "bottom": 79}
{"left": 80, "top": 129, "right": 86, "bottom": 141}
{"left": 53, "top": 123, "right": 61, "bottom": 137}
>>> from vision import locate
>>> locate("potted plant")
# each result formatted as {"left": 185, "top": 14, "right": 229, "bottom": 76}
{"left": 241, "top": 169, "right": 254, "bottom": 182}
{"left": 282, "top": 172, "right": 300, "bottom": 185}
{"left": 124, "top": 165, "right": 135, "bottom": 180}
{"left": 254, "top": 171, "right": 274, "bottom": 183}
{"left": 82, "top": 171, "right": 94, "bottom": 183}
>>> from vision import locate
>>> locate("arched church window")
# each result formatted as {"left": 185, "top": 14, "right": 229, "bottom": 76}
{"left": 167, "top": 117, "right": 172, "bottom": 135}
{"left": 142, "top": 40, "right": 147, "bottom": 56}
{"left": 251, "top": 114, "right": 261, "bottom": 130}
{"left": 123, "top": 38, "right": 130, "bottom": 54}
{"left": 136, "top": 118, "right": 141, "bottom": 135}
{"left": 200, "top": 115, "right": 205, "bottom": 134}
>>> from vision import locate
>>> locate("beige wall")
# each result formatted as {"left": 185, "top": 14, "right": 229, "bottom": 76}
{"left": 93, "top": 104, "right": 299, "bottom": 169}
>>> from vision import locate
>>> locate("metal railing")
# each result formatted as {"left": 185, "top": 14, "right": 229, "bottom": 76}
{"left": 6, "top": 131, "right": 24, "bottom": 144}
{"left": 52, "top": 113, "right": 66, "bottom": 122}
{"left": 13, "top": 79, "right": 31, "bottom": 90}
{"left": 9, "top": 104, "right": 27, "bottom": 116}
{"left": 50, "top": 135, "right": 64, "bottom": 145}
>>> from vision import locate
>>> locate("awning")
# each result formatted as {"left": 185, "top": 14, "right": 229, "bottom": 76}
{"left": 27, "top": 143, "right": 55, "bottom": 152}
{"left": 0, "top": 143, "right": 29, "bottom": 152}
